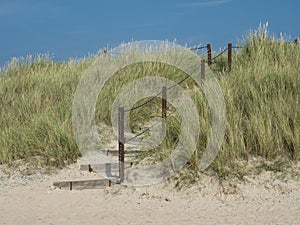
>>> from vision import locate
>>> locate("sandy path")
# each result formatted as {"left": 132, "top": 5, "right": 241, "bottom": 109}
{"left": 0, "top": 163, "right": 300, "bottom": 225}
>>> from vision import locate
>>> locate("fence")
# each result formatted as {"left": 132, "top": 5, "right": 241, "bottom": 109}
{"left": 117, "top": 60, "right": 206, "bottom": 182}
{"left": 113, "top": 39, "right": 299, "bottom": 182}
{"left": 104, "top": 39, "right": 299, "bottom": 74}
{"left": 190, "top": 43, "right": 246, "bottom": 72}
{"left": 184, "top": 39, "right": 298, "bottom": 72}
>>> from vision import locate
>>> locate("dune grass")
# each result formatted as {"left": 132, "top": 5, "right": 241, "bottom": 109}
{"left": 0, "top": 57, "right": 91, "bottom": 167}
{"left": 210, "top": 28, "right": 300, "bottom": 178}
{"left": 0, "top": 27, "right": 299, "bottom": 179}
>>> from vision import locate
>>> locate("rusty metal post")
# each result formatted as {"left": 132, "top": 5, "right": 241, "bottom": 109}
{"left": 162, "top": 87, "right": 167, "bottom": 119}
{"left": 162, "top": 86, "right": 167, "bottom": 133}
{"left": 118, "top": 107, "right": 125, "bottom": 183}
{"left": 207, "top": 44, "right": 212, "bottom": 65}
{"left": 228, "top": 43, "right": 232, "bottom": 72}
{"left": 201, "top": 59, "right": 205, "bottom": 81}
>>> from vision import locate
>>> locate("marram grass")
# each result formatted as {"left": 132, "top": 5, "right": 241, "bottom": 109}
{"left": 0, "top": 29, "right": 299, "bottom": 179}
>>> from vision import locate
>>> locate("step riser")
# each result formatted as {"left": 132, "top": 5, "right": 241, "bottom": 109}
{"left": 53, "top": 179, "right": 115, "bottom": 190}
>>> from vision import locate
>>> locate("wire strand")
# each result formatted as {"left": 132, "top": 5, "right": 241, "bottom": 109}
{"left": 232, "top": 45, "right": 246, "bottom": 49}
{"left": 212, "top": 47, "right": 228, "bottom": 61}
{"left": 189, "top": 46, "right": 207, "bottom": 51}
{"left": 166, "top": 74, "right": 191, "bottom": 90}
{"left": 124, "top": 72, "right": 194, "bottom": 112}
{"left": 125, "top": 121, "right": 161, "bottom": 143}
{"left": 124, "top": 91, "right": 161, "bottom": 112}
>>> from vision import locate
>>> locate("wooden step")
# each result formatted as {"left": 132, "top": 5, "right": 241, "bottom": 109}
{"left": 80, "top": 162, "right": 133, "bottom": 173}
{"left": 53, "top": 178, "right": 118, "bottom": 190}
{"left": 105, "top": 149, "right": 146, "bottom": 156}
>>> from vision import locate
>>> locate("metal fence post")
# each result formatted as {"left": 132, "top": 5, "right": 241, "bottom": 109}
{"left": 118, "top": 107, "right": 125, "bottom": 183}
{"left": 162, "top": 86, "right": 167, "bottom": 134}
{"left": 201, "top": 59, "right": 205, "bottom": 81}
{"left": 162, "top": 86, "right": 167, "bottom": 119}
{"left": 207, "top": 44, "right": 212, "bottom": 65}
{"left": 228, "top": 43, "right": 232, "bottom": 72}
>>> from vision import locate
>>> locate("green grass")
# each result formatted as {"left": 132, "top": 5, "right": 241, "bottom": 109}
{"left": 0, "top": 56, "right": 91, "bottom": 167}
{"left": 0, "top": 27, "right": 299, "bottom": 180}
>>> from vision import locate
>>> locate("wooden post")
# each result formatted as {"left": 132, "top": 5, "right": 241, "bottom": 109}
{"left": 118, "top": 107, "right": 125, "bottom": 183}
{"left": 228, "top": 43, "right": 232, "bottom": 72}
{"left": 207, "top": 44, "right": 212, "bottom": 65}
{"left": 201, "top": 59, "right": 205, "bottom": 81}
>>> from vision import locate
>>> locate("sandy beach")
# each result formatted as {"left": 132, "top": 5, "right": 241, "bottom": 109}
{"left": 1, "top": 160, "right": 300, "bottom": 225}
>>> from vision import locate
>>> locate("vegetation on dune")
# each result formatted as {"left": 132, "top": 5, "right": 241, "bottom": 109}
{"left": 211, "top": 28, "right": 300, "bottom": 178}
{"left": 0, "top": 27, "right": 299, "bottom": 179}
{"left": 0, "top": 57, "right": 91, "bottom": 167}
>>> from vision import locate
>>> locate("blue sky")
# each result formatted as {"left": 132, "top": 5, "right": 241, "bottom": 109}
{"left": 0, "top": 0, "right": 299, "bottom": 67}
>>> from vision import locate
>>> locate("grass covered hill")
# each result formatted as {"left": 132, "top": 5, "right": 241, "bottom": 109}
{"left": 0, "top": 28, "right": 299, "bottom": 178}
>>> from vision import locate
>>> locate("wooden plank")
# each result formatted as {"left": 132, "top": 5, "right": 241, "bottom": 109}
{"left": 80, "top": 162, "right": 133, "bottom": 172}
{"left": 106, "top": 149, "right": 146, "bottom": 155}
{"left": 53, "top": 178, "right": 116, "bottom": 190}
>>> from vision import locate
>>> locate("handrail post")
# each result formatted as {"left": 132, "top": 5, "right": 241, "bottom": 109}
{"left": 118, "top": 107, "right": 125, "bottom": 183}
{"left": 207, "top": 43, "right": 212, "bottom": 65}
{"left": 228, "top": 43, "right": 232, "bottom": 72}
{"left": 201, "top": 59, "right": 205, "bottom": 81}
{"left": 162, "top": 87, "right": 167, "bottom": 119}
{"left": 162, "top": 86, "right": 167, "bottom": 133}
